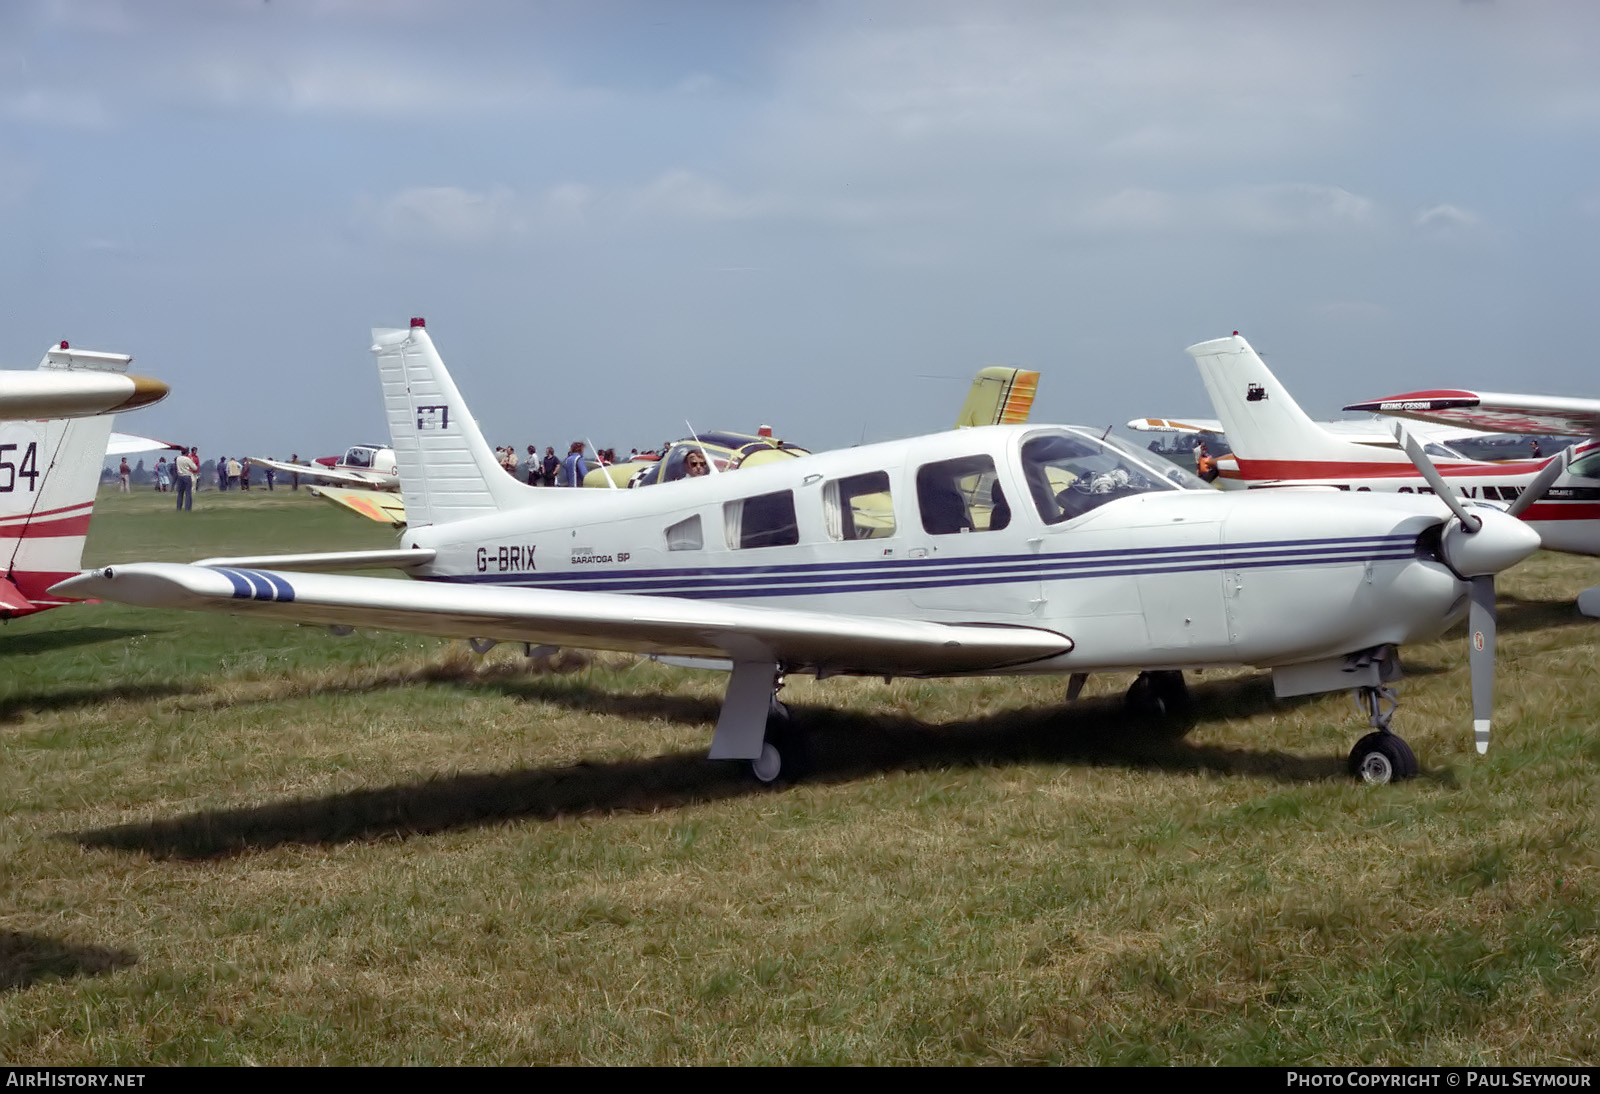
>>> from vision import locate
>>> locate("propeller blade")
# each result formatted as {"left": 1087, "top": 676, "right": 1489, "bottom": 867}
{"left": 1468, "top": 574, "right": 1496, "bottom": 754}
{"left": 1506, "top": 445, "right": 1572, "bottom": 518}
{"left": 1391, "top": 423, "right": 1481, "bottom": 532}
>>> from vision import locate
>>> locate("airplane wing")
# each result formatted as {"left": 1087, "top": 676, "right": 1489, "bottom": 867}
{"left": 1342, "top": 390, "right": 1600, "bottom": 437}
{"left": 106, "top": 432, "right": 180, "bottom": 457}
{"left": 52, "top": 564, "right": 1074, "bottom": 676}
{"left": 250, "top": 455, "right": 394, "bottom": 490}
{"left": 306, "top": 485, "right": 408, "bottom": 526}
{"left": 1125, "top": 417, "right": 1225, "bottom": 435}
{"left": 0, "top": 363, "right": 167, "bottom": 420}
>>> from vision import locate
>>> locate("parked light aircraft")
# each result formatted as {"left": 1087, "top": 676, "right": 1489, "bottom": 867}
{"left": 1134, "top": 334, "right": 1600, "bottom": 615}
{"left": 1, "top": 341, "right": 166, "bottom": 617}
{"left": 55, "top": 321, "right": 1541, "bottom": 785}
{"left": 1340, "top": 385, "right": 1600, "bottom": 617}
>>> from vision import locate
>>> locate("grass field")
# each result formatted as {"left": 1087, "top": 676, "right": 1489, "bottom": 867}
{"left": 1, "top": 487, "right": 1596, "bottom": 1064}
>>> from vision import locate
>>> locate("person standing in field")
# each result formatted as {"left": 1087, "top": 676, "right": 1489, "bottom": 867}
{"left": 118, "top": 457, "right": 130, "bottom": 492}
{"left": 154, "top": 457, "right": 170, "bottom": 493}
{"left": 175, "top": 448, "right": 197, "bottom": 511}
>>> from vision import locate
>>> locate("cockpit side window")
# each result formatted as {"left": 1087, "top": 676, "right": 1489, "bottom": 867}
{"left": 345, "top": 447, "right": 374, "bottom": 468}
{"left": 1022, "top": 432, "right": 1169, "bottom": 525}
{"left": 1567, "top": 448, "right": 1600, "bottom": 481}
{"left": 916, "top": 455, "right": 1007, "bottom": 535}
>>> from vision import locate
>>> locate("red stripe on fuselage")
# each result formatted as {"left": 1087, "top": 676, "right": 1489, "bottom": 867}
{"left": 1232, "top": 457, "right": 1547, "bottom": 480}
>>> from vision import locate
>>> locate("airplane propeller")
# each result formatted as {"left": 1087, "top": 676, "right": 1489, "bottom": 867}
{"left": 1506, "top": 444, "right": 1573, "bottom": 519}
{"left": 1391, "top": 423, "right": 1541, "bottom": 754}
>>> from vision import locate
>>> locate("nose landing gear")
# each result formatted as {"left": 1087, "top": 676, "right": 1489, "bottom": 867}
{"left": 1348, "top": 684, "right": 1419, "bottom": 784}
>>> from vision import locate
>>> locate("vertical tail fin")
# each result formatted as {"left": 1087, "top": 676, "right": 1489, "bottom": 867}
{"left": 0, "top": 346, "right": 133, "bottom": 614}
{"left": 373, "top": 319, "right": 539, "bottom": 528}
{"left": 1185, "top": 335, "right": 1361, "bottom": 463}
{"left": 955, "top": 367, "right": 1040, "bottom": 429}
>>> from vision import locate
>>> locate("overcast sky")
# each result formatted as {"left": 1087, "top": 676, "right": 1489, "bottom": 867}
{"left": 2, "top": 0, "right": 1597, "bottom": 464}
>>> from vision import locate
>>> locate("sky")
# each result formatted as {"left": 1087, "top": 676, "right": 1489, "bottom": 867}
{"left": 2, "top": 0, "right": 1598, "bottom": 465}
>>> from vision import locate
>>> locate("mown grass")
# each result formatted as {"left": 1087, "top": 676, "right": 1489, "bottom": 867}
{"left": 0, "top": 487, "right": 1595, "bottom": 1064}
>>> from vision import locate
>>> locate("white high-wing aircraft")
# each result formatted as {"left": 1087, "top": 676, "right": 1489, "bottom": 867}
{"left": 0, "top": 341, "right": 166, "bottom": 617}
{"left": 1339, "top": 385, "right": 1600, "bottom": 616}
{"left": 55, "top": 321, "right": 1542, "bottom": 785}
{"left": 1138, "top": 334, "right": 1600, "bottom": 613}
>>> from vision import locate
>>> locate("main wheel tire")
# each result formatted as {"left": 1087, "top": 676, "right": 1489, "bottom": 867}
{"left": 1349, "top": 732, "right": 1418, "bottom": 784}
{"left": 1125, "top": 671, "right": 1190, "bottom": 718}
{"left": 748, "top": 706, "right": 809, "bottom": 785}
{"left": 750, "top": 742, "right": 783, "bottom": 784}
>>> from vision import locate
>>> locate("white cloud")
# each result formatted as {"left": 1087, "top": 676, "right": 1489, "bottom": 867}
{"left": 1058, "top": 183, "right": 1378, "bottom": 238}
{"left": 1414, "top": 203, "right": 1483, "bottom": 235}
{"left": 2, "top": 88, "right": 108, "bottom": 127}
{"left": 375, "top": 185, "right": 520, "bottom": 245}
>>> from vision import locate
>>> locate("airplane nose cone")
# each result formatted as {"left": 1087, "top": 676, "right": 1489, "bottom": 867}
{"left": 114, "top": 374, "right": 170, "bottom": 411}
{"left": 1439, "top": 508, "right": 1543, "bottom": 578}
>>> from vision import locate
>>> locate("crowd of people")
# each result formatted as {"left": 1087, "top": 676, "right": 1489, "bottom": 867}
{"left": 114, "top": 449, "right": 308, "bottom": 512}
{"left": 121, "top": 437, "right": 718, "bottom": 512}
{"left": 492, "top": 442, "right": 683, "bottom": 486}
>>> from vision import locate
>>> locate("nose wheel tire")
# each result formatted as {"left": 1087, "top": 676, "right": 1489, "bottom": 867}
{"left": 1349, "top": 732, "right": 1418, "bottom": 784}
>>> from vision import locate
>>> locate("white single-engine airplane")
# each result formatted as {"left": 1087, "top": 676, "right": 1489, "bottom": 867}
{"left": 1133, "top": 334, "right": 1600, "bottom": 614}
{"left": 56, "top": 321, "right": 1542, "bottom": 784}
{"left": 1, "top": 341, "right": 167, "bottom": 617}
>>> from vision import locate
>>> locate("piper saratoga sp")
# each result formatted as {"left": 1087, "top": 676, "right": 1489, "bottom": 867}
{"left": 57, "top": 322, "right": 1540, "bottom": 784}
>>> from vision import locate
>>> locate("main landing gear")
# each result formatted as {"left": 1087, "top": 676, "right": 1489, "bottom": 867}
{"left": 1124, "top": 670, "right": 1191, "bottom": 718}
{"left": 1347, "top": 683, "right": 1418, "bottom": 785}
{"left": 709, "top": 661, "right": 807, "bottom": 785}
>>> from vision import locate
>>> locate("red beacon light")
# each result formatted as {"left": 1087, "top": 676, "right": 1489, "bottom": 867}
{"left": 59, "top": 341, "right": 69, "bottom": 349}
{"left": 758, "top": 424, "right": 773, "bottom": 438}
{"left": 410, "top": 317, "right": 426, "bottom": 328}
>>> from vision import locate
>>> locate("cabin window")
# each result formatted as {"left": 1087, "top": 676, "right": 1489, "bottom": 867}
{"left": 665, "top": 515, "right": 703, "bottom": 551}
{"left": 1568, "top": 449, "right": 1600, "bottom": 481}
{"left": 916, "top": 455, "right": 1009, "bottom": 535}
{"left": 725, "top": 490, "right": 799, "bottom": 550}
{"left": 824, "top": 471, "right": 895, "bottom": 540}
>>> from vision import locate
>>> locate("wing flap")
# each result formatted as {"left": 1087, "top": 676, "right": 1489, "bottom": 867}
{"left": 52, "top": 563, "right": 1074, "bottom": 675}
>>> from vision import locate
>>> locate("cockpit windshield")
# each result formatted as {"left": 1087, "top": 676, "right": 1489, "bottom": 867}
{"left": 1021, "top": 429, "right": 1189, "bottom": 525}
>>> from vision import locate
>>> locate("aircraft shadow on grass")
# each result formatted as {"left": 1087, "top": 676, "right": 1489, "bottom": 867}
{"left": 73, "top": 672, "right": 1398, "bottom": 861}
{"left": 0, "top": 930, "right": 136, "bottom": 994}
{"left": 0, "top": 626, "right": 155, "bottom": 658}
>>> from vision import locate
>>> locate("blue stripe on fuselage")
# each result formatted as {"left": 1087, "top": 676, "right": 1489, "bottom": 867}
{"left": 425, "top": 534, "right": 1419, "bottom": 599}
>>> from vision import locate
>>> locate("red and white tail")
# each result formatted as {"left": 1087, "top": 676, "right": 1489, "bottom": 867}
{"left": 0, "top": 344, "right": 137, "bottom": 616}
{"left": 1186, "top": 334, "right": 1406, "bottom": 482}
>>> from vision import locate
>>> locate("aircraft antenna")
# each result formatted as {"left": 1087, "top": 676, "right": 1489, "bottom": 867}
{"left": 586, "top": 437, "right": 617, "bottom": 489}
